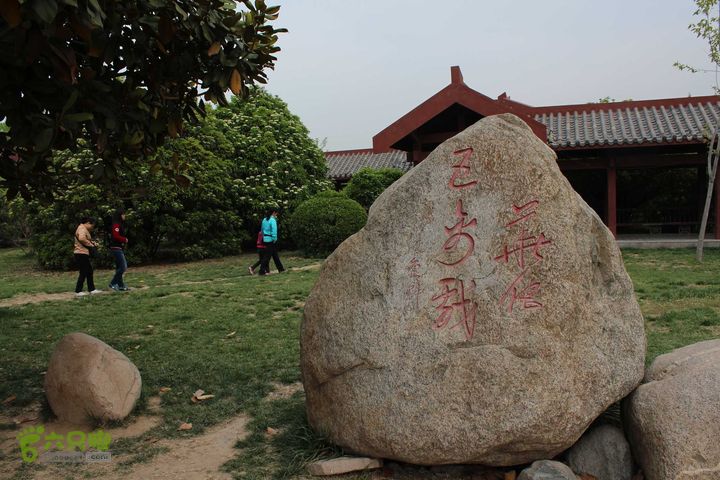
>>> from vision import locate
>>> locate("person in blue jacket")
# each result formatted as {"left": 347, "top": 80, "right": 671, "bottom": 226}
{"left": 259, "top": 209, "right": 285, "bottom": 275}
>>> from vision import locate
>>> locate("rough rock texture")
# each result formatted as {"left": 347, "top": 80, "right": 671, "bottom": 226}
{"left": 301, "top": 114, "right": 645, "bottom": 465}
{"left": 45, "top": 332, "right": 141, "bottom": 424}
{"left": 567, "top": 424, "right": 634, "bottom": 480}
{"left": 625, "top": 339, "right": 720, "bottom": 480}
{"left": 518, "top": 460, "right": 578, "bottom": 480}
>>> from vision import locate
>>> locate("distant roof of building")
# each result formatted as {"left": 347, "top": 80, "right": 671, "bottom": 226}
{"left": 372, "top": 66, "right": 720, "bottom": 153}
{"left": 533, "top": 97, "right": 720, "bottom": 150}
{"left": 325, "top": 149, "right": 413, "bottom": 181}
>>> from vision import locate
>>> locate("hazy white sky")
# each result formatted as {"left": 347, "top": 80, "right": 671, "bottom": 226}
{"left": 264, "top": 1, "right": 717, "bottom": 151}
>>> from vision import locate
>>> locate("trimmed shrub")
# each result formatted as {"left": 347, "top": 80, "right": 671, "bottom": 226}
{"left": 289, "top": 191, "right": 367, "bottom": 256}
{"left": 343, "top": 167, "right": 404, "bottom": 210}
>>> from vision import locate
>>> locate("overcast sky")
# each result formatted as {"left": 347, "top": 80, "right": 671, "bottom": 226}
{"left": 264, "top": 1, "right": 717, "bottom": 151}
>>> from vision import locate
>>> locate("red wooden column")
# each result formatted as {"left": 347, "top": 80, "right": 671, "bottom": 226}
{"left": 715, "top": 170, "right": 720, "bottom": 239}
{"left": 607, "top": 160, "right": 617, "bottom": 237}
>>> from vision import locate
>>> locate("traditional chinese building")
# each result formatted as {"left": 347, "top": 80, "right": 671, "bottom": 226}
{"left": 325, "top": 66, "right": 720, "bottom": 239}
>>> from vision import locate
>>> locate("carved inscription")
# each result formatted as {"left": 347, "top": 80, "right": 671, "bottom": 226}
{"left": 431, "top": 147, "right": 479, "bottom": 341}
{"left": 406, "top": 257, "right": 422, "bottom": 309}
{"left": 494, "top": 201, "right": 552, "bottom": 314}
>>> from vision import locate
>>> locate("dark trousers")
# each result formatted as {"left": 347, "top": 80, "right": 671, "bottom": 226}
{"left": 259, "top": 245, "right": 272, "bottom": 275}
{"left": 259, "top": 243, "right": 284, "bottom": 274}
{"left": 252, "top": 250, "right": 264, "bottom": 271}
{"left": 110, "top": 249, "right": 127, "bottom": 287}
{"left": 74, "top": 254, "right": 95, "bottom": 293}
{"left": 271, "top": 247, "right": 285, "bottom": 272}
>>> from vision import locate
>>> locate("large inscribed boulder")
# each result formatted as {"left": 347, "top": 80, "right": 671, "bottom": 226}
{"left": 624, "top": 339, "right": 720, "bottom": 480}
{"left": 45, "top": 332, "right": 142, "bottom": 424}
{"left": 301, "top": 114, "right": 645, "bottom": 465}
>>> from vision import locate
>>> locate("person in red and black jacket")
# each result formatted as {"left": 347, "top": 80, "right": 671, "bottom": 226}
{"left": 248, "top": 228, "right": 266, "bottom": 275}
{"left": 109, "top": 209, "right": 129, "bottom": 291}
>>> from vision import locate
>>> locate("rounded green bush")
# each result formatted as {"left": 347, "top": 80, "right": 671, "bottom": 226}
{"left": 343, "top": 167, "right": 404, "bottom": 210}
{"left": 289, "top": 191, "right": 367, "bottom": 256}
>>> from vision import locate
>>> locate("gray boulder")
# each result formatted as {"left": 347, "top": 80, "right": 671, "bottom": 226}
{"left": 567, "top": 423, "right": 634, "bottom": 480}
{"left": 45, "top": 332, "right": 141, "bottom": 424}
{"left": 301, "top": 113, "right": 645, "bottom": 465}
{"left": 518, "top": 460, "right": 577, "bottom": 480}
{"left": 625, "top": 339, "right": 720, "bottom": 480}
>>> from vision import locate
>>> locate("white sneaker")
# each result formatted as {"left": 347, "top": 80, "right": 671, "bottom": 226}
{"left": 90, "top": 289, "right": 103, "bottom": 295}
{"left": 75, "top": 291, "right": 89, "bottom": 297}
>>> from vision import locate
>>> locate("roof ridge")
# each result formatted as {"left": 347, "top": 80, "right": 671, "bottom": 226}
{"left": 532, "top": 95, "right": 720, "bottom": 115}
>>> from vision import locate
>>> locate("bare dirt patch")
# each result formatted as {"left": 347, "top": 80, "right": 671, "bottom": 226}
{"left": 100, "top": 414, "right": 249, "bottom": 480}
{"left": 1, "top": 397, "right": 249, "bottom": 480}
{"left": 640, "top": 297, "right": 720, "bottom": 317}
{"left": 0, "top": 287, "right": 149, "bottom": 308}
{"left": 0, "top": 398, "right": 162, "bottom": 479}
{"left": 266, "top": 382, "right": 304, "bottom": 401}
{"left": 289, "top": 263, "right": 322, "bottom": 272}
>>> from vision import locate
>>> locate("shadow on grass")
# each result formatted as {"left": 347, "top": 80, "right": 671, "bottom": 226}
{"left": 225, "top": 392, "right": 343, "bottom": 480}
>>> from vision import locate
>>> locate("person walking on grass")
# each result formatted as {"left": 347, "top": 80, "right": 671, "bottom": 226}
{"left": 259, "top": 209, "right": 285, "bottom": 276}
{"left": 74, "top": 217, "right": 102, "bottom": 297}
{"left": 109, "top": 209, "right": 129, "bottom": 291}
{"left": 248, "top": 228, "right": 266, "bottom": 275}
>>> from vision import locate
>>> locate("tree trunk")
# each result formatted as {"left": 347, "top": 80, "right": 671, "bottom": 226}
{"left": 696, "top": 129, "right": 720, "bottom": 262}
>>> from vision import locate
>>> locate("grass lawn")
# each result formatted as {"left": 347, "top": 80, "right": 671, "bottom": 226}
{"left": 623, "top": 248, "right": 720, "bottom": 363}
{"left": 0, "top": 247, "right": 719, "bottom": 479}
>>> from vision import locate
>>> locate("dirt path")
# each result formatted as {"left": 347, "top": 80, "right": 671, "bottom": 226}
{"left": 1, "top": 396, "right": 250, "bottom": 480}
{"left": 0, "top": 287, "right": 151, "bottom": 308}
{"left": 95, "top": 415, "right": 249, "bottom": 480}
{"left": 0, "top": 262, "right": 322, "bottom": 308}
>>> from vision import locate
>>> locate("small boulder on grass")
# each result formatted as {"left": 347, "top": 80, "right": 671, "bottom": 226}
{"left": 44, "top": 332, "right": 141, "bottom": 424}
{"left": 624, "top": 339, "right": 720, "bottom": 480}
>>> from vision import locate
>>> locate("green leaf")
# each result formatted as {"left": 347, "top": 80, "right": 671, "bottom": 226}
{"left": 222, "top": 13, "right": 242, "bottom": 27}
{"left": 31, "top": 0, "right": 58, "bottom": 24}
{"left": 61, "top": 90, "right": 79, "bottom": 116}
{"left": 174, "top": 3, "right": 188, "bottom": 19}
{"left": 63, "top": 112, "right": 94, "bottom": 122}
{"left": 139, "top": 15, "right": 161, "bottom": 31}
{"left": 35, "top": 128, "right": 54, "bottom": 151}
{"left": 174, "top": 174, "right": 193, "bottom": 188}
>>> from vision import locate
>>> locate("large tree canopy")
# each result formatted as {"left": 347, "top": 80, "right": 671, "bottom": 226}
{"left": 0, "top": 0, "right": 284, "bottom": 198}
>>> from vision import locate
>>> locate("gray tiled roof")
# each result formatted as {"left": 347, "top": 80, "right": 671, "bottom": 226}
{"left": 325, "top": 150, "right": 413, "bottom": 180}
{"left": 534, "top": 101, "right": 720, "bottom": 149}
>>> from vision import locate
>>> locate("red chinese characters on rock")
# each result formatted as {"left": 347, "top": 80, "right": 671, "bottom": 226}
{"left": 494, "top": 200, "right": 552, "bottom": 314}
{"left": 449, "top": 147, "right": 478, "bottom": 190}
{"left": 431, "top": 277, "right": 478, "bottom": 340}
{"left": 431, "top": 147, "right": 479, "bottom": 341}
{"left": 439, "top": 199, "right": 477, "bottom": 267}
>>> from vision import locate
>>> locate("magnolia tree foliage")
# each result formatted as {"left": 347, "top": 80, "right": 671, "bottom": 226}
{"left": 0, "top": 0, "right": 285, "bottom": 198}
{"left": 12, "top": 89, "right": 332, "bottom": 269}
{"left": 23, "top": 138, "right": 245, "bottom": 269}
{"left": 210, "top": 88, "right": 333, "bottom": 231}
